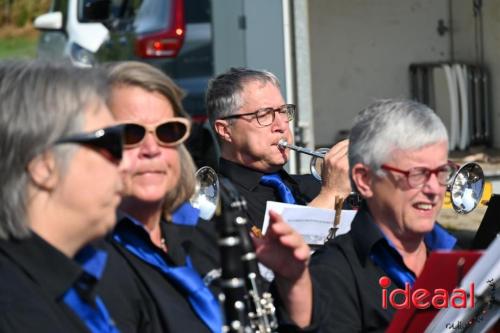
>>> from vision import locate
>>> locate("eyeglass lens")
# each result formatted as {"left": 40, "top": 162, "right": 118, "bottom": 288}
{"left": 257, "top": 105, "right": 294, "bottom": 126}
{"left": 123, "top": 121, "right": 188, "bottom": 147}
{"left": 408, "top": 166, "right": 454, "bottom": 187}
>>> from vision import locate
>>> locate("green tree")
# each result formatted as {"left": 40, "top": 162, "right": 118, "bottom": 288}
{"left": 0, "top": 0, "right": 51, "bottom": 27}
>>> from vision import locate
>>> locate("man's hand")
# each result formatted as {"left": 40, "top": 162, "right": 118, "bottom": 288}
{"left": 309, "top": 139, "right": 351, "bottom": 209}
{"left": 322, "top": 139, "right": 351, "bottom": 196}
{"left": 253, "top": 211, "right": 310, "bottom": 280}
{"left": 253, "top": 210, "right": 312, "bottom": 327}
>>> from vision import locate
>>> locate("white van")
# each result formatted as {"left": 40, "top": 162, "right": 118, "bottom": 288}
{"left": 34, "top": 0, "right": 108, "bottom": 67}
{"left": 36, "top": 0, "right": 220, "bottom": 169}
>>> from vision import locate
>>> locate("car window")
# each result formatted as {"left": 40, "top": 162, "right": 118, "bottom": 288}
{"left": 50, "top": 0, "right": 68, "bottom": 14}
{"left": 108, "top": 0, "right": 140, "bottom": 19}
{"left": 134, "top": 0, "right": 170, "bottom": 34}
{"left": 185, "top": 0, "right": 210, "bottom": 24}
{"left": 110, "top": 0, "right": 125, "bottom": 17}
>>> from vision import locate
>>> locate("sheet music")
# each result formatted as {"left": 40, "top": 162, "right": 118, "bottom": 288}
{"left": 262, "top": 201, "right": 356, "bottom": 245}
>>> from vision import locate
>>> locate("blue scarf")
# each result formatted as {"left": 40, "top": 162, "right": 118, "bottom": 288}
{"left": 113, "top": 217, "right": 222, "bottom": 333}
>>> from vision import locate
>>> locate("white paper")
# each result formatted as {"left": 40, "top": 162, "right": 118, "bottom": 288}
{"left": 262, "top": 201, "right": 356, "bottom": 245}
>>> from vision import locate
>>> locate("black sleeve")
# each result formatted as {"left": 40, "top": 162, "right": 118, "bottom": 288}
{"left": 98, "top": 241, "right": 156, "bottom": 333}
{"left": 290, "top": 174, "right": 321, "bottom": 204}
{"left": 270, "top": 277, "right": 323, "bottom": 333}
{"left": 309, "top": 236, "right": 394, "bottom": 333}
{"left": 271, "top": 254, "right": 363, "bottom": 333}
{"left": 182, "top": 219, "right": 221, "bottom": 276}
{"left": 309, "top": 256, "right": 363, "bottom": 333}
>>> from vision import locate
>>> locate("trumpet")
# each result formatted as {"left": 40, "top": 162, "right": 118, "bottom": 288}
{"left": 278, "top": 139, "right": 328, "bottom": 181}
{"left": 278, "top": 139, "right": 486, "bottom": 214}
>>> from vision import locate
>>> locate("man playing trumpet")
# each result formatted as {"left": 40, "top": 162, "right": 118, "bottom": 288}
{"left": 206, "top": 67, "right": 351, "bottom": 229}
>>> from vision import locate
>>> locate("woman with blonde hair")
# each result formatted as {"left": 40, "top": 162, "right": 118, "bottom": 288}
{"left": 100, "top": 61, "right": 220, "bottom": 333}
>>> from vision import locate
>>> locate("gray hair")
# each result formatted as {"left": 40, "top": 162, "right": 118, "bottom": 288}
{"left": 205, "top": 67, "right": 281, "bottom": 130}
{"left": 348, "top": 99, "right": 448, "bottom": 182}
{"left": 163, "top": 144, "right": 197, "bottom": 217}
{"left": 0, "top": 60, "right": 109, "bottom": 240}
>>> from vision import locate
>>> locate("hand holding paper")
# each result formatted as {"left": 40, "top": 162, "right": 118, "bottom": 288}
{"left": 253, "top": 210, "right": 313, "bottom": 327}
{"left": 262, "top": 201, "right": 356, "bottom": 245}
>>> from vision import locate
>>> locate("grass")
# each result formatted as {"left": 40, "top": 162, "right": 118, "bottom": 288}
{"left": 0, "top": 25, "right": 39, "bottom": 60}
{"left": 0, "top": 35, "right": 38, "bottom": 59}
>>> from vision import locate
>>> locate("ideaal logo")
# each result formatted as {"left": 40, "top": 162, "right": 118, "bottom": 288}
{"left": 379, "top": 276, "right": 475, "bottom": 310}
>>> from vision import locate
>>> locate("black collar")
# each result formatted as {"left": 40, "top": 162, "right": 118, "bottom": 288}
{"left": 350, "top": 204, "right": 386, "bottom": 265}
{"left": 219, "top": 158, "right": 263, "bottom": 190}
{"left": 219, "top": 158, "right": 299, "bottom": 191}
{"left": 0, "top": 233, "right": 82, "bottom": 299}
{"left": 162, "top": 222, "right": 193, "bottom": 266}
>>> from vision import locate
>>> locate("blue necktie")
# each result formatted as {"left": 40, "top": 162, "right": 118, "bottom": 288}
{"left": 260, "top": 173, "right": 296, "bottom": 204}
{"left": 113, "top": 228, "right": 222, "bottom": 333}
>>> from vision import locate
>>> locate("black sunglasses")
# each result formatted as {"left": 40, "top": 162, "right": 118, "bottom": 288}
{"left": 55, "top": 124, "right": 124, "bottom": 161}
{"left": 122, "top": 118, "right": 191, "bottom": 148}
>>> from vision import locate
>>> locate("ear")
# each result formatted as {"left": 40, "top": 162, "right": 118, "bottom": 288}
{"left": 351, "top": 163, "right": 374, "bottom": 198}
{"left": 27, "top": 151, "right": 59, "bottom": 191}
{"left": 214, "top": 119, "right": 233, "bottom": 143}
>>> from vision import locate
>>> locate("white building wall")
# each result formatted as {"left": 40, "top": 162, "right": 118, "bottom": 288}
{"left": 308, "top": 0, "right": 450, "bottom": 147}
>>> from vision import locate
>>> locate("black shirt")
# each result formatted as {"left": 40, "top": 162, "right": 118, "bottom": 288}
{"left": 97, "top": 240, "right": 158, "bottom": 333}
{"left": 308, "top": 207, "right": 396, "bottom": 333}
{"left": 0, "top": 233, "right": 98, "bottom": 333}
{"left": 219, "top": 158, "right": 321, "bottom": 228}
{"left": 100, "top": 213, "right": 220, "bottom": 333}
{"left": 308, "top": 205, "right": 456, "bottom": 333}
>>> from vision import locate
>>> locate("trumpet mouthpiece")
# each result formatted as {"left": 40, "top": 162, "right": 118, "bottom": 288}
{"left": 278, "top": 139, "right": 288, "bottom": 148}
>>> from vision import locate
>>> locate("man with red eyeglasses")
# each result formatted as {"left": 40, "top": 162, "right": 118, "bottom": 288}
{"left": 307, "top": 99, "right": 458, "bottom": 332}
{"left": 206, "top": 67, "right": 352, "bottom": 230}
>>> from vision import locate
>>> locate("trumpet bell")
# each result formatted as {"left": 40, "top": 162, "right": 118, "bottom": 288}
{"left": 190, "top": 166, "right": 220, "bottom": 220}
{"left": 448, "top": 162, "right": 485, "bottom": 214}
{"left": 310, "top": 148, "right": 330, "bottom": 181}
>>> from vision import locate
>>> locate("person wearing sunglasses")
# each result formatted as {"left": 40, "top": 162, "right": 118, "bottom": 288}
{"left": 307, "top": 99, "right": 458, "bottom": 332}
{"left": 206, "top": 67, "right": 352, "bottom": 231}
{"left": 94, "top": 61, "right": 225, "bottom": 333}
{"left": 0, "top": 60, "right": 130, "bottom": 332}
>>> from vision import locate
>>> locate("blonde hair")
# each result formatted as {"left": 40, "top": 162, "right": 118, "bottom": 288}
{"left": 163, "top": 145, "right": 197, "bottom": 218}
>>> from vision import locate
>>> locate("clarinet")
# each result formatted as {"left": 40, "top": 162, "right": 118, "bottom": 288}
{"left": 215, "top": 177, "right": 278, "bottom": 333}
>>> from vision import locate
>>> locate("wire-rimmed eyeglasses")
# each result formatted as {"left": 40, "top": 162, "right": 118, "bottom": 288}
{"left": 219, "top": 104, "right": 295, "bottom": 127}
